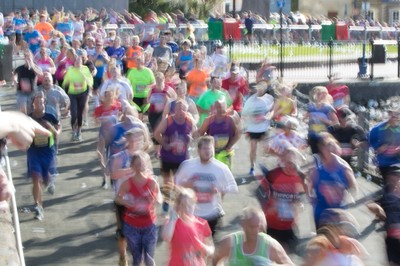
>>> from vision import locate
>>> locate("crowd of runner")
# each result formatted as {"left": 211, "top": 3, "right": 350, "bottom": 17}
{"left": 0, "top": 6, "right": 399, "bottom": 266}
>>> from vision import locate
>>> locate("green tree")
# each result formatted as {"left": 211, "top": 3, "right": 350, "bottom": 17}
{"left": 129, "top": 0, "right": 223, "bottom": 20}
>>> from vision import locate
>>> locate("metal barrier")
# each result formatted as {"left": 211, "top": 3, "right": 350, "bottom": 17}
{"left": 3, "top": 146, "right": 25, "bottom": 266}
{"left": 221, "top": 39, "right": 399, "bottom": 81}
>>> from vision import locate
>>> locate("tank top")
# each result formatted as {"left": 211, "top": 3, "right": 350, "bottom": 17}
{"left": 274, "top": 98, "right": 294, "bottom": 121}
{"left": 160, "top": 115, "right": 192, "bottom": 164}
{"left": 112, "top": 150, "right": 132, "bottom": 195}
{"left": 207, "top": 115, "right": 234, "bottom": 152}
{"left": 313, "top": 154, "right": 349, "bottom": 223}
{"left": 228, "top": 232, "right": 270, "bottom": 266}
{"left": 123, "top": 177, "right": 157, "bottom": 228}
{"left": 36, "top": 57, "right": 52, "bottom": 83}
{"left": 148, "top": 86, "right": 169, "bottom": 114}
{"left": 178, "top": 50, "right": 193, "bottom": 71}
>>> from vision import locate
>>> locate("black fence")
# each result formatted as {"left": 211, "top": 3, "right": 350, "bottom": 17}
{"left": 210, "top": 38, "right": 400, "bottom": 82}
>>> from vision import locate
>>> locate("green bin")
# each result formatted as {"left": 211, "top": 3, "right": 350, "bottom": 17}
{"left": 321, "top": 24, "right": 336, "bottom": 42}
{"left": 208, "top": 20, "right": 223, "bottom": 41}
{"left": 0, "top": 44, "right": 13, "bottom": 82}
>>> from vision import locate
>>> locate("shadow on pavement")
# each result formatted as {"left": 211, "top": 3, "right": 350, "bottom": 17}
{"left": 24, "top": 225, "right": 116, "bottom": 265}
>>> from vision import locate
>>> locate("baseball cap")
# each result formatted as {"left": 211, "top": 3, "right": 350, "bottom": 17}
{"left": 182, "top": 39, "right": 191, "bottom": 46}
{"left": 230, "top": 65, "right": 240, "bottom": 74}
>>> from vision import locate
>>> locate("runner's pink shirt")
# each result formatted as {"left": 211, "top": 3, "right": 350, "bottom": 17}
{"left": 168, "top": 217, "right": 211, "bottom": 266}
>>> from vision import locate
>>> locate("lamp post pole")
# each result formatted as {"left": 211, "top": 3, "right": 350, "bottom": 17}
{"left": 358, "top": 1, "right": 368, "bottom": 77}
{"left": 278, "top": 0, "right": 285, "bottom": 78}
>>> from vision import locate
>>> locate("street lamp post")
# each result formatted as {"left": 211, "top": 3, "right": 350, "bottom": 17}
{"left": 358, "top": 1, "right": 368, "bottom": 77}
{"left": 278, "top": 0, "right": 285, "bottom": 78}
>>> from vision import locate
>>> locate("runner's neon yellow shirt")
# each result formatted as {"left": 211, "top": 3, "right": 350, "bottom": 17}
{"left": 127, "top": 67, "right": 155, "bottom": 98}
{"left": 62, "top": 66, "right": 94, "bottom": 95}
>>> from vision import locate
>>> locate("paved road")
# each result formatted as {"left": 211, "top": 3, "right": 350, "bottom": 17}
{"left": 0, "top": 85, "right": 389, "bottom": 266}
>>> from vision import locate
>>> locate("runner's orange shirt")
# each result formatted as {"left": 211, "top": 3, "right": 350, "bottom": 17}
{"left": 35, "top": 22, "right": 54, "bottom": 41}
{"left": 125, "top": 46, "right": 143, "bottom": 69}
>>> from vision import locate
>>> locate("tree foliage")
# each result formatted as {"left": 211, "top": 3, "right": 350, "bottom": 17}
{"left": 129, "top": 0, "right": 223, "bottom": 20}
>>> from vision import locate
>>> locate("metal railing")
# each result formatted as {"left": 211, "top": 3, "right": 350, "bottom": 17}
{"left": 216, "top": 38, "right": 400, "bottom": 81}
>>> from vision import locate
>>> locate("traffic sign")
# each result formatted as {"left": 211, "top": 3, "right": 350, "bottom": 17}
{"left": 277, "top": 0, "right": 285, "bottom": 9}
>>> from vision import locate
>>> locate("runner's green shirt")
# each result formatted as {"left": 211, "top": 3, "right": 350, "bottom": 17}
{"left": 196, "top": 89, "right": 232, "bottom": 126}
{"left": 228, "top": 232, "right": 270, "bottom": 266}
{"left": 127, "top": 67, "right": 155, "bottom": 98}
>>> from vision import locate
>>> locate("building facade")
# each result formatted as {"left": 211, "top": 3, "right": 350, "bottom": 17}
{"left": 0, "top": 0, "right": 128, "bottom": 14}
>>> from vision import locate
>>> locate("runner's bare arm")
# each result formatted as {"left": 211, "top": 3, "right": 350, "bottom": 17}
{"left": 212, "top": 235, "right": 232, "bottom": 266}
{"left": 268, "top": 238, "right": 295, "bottom": 265}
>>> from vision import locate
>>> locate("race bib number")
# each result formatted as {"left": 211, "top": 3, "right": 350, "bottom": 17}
{"left": 277, "top": 200, "right": 294, "bottom": 221}
{"left": 182, "top": 251, "right": 202, "bottom": 266}
{"left": 95, "top": 58, "right": 104, "bottom": 67}
{"left": 196, "top": 191, "right": 214, "bottom": 203}
{"left": 340, "top": 143, "right": 353, "bottom": 156}
{"left": 171, "top": 138, "right": 187, "bottom": 155}
{"left": 253, "top": 114, "right": 265, "bottom": 123}
{"left": 136, "top": 85, "right": 147, "bottom": 94}
{"left": 228, "top": 87, "right": 238, "bottom": 100}
{"left": 150, "top": 94, "right": 165, "bottom": 112}
{"left": 192, "top": 174, "right": 217, "bottom": 203}
{"left": 318, "top": 182, "right": 345, "bottom": 206}
{"left": 33, "top": 135, "right": 48, "bottom": 147}
{"left": 214, "top": 135, "right": 229, "bottom": 150}
{"left": 73, "top": 82, "right": 84, "bottom": 92}
{"left": 135, "top": 198, "right": 149, "bottom": 215}
{"left": 20, "top": 78, "right": 32, "bottom": 93}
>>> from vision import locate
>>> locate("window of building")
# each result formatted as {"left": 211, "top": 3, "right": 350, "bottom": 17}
{"left": 392, "top": 10, "right": 400, "bottom": 24}
{"left": 367, "top": 10, "right": 374, "bottom": 20}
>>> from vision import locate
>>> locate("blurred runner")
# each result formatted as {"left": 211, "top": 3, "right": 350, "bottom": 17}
{"left": 242, "top": 82, "right": 274, "bottom": 176}
{"left": 162, "top": 187, "right": 214, "bottom": 266}
{"left": 175, "top": 136, "right": 238, "bottom": 236}
{"left": 212, "top": 206, "right": 295, "bottom": 265}
{"left": 197, "top": 99, "right": 240, "bottom": 169}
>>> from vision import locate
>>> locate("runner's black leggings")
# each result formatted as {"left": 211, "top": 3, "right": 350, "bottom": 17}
{"left": 68, "top": 90, "right": 88, "bottom": 128}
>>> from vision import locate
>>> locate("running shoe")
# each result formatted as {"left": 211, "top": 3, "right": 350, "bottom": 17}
{"left": 118, "top": 256, "right": 128, "bottom": 266}
{"left": 101, "top": 179, "right": 108, "bottom": 189}
{"left": 47, "top": 183, "right": 55, "bottom": 195}
{"left": 34, "top": 205, "right": 44, "bottom": 221}
{"left": 75, "top": 132, "right": 82, "bottom": 142}
{"left": 249, "top": 168, "right": 255, "bottom": 177}
{"left": 71, "top": 132, "right": 78, "bottom": 142}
